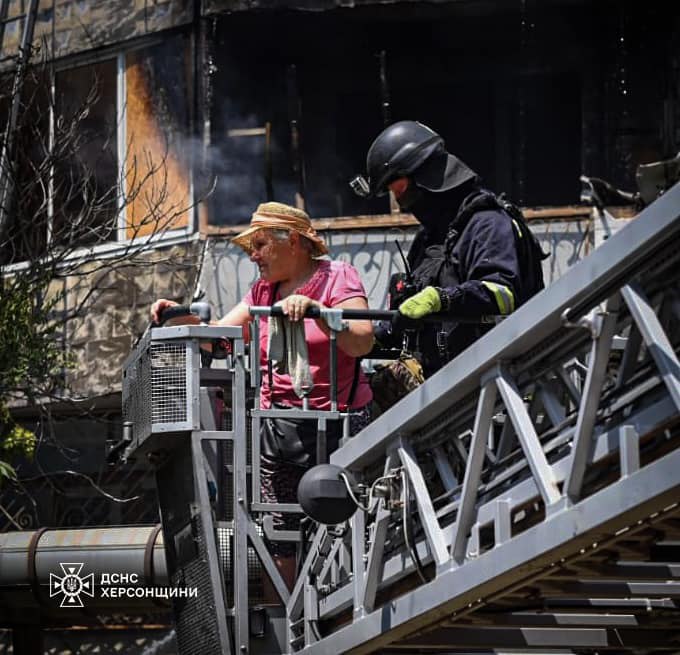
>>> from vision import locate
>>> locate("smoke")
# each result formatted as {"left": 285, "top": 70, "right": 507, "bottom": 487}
{"left": 134, "top": 17, "right": 389, "bottom": 225}
{"left": 205, "top": 107, "right": 301, "bottom": 225}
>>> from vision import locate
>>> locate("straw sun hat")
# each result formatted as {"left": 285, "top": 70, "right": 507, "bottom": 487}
{"left": 231, "top": 202, "right": 328, "bottom": 257}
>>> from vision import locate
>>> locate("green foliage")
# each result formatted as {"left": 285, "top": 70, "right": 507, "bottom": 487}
{"left": 0, "top": 405, "right": 35, "bottom": 483}
{"left": 0, "top": 460, "right": 17, "bottom": 482}
{"left": 0, "top": 272, "right": 72, "bottom": 478}
{"left": 0, "top": 409, "right": 34, "bottom": 463}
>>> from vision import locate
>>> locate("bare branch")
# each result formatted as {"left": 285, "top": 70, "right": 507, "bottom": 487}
{"left": 0, "top": 43, "right": 209, "bottom": 503}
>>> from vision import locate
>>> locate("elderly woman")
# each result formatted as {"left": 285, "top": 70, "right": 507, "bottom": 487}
{"left": 152, "top": 201, "right": 374, "bottom": 589}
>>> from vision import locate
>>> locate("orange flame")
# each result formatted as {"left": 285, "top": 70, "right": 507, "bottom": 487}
{"left": 125, "top": 57, "right": 190, "bottom": 239}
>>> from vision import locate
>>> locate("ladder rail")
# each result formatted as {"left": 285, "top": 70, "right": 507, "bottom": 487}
{"left": 287, "top": 186, "right": 680, "bottom": 654}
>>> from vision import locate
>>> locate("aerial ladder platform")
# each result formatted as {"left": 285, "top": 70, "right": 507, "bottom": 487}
{"left": 118, "top": 181, "right": 680, "bottom": 654}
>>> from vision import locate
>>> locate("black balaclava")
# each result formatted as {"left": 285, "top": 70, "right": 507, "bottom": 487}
{"left": 395, "top": 149, "right": 479, "bottom": 238}
{"left": 399, "top": 179, "right": 478, "bottom": 240}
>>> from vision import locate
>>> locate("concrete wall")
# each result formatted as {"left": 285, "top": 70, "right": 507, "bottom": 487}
{"left": 61, "top": 240, "right": 202, "bottom": 398}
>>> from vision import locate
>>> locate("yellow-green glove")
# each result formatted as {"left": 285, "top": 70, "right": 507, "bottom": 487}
{"left": 398, "top": 286, "right": 441, "bottom": 319}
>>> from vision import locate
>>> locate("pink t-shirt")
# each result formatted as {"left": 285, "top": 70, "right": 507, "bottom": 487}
{"left": 244, "top": 260, "right": 372, "bottom": 411}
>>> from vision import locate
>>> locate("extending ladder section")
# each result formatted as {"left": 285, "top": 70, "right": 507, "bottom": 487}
{"left": 287, "top": 183, "right": 680, "bottom": 654}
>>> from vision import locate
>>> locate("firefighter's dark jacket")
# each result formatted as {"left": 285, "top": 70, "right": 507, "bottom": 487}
{"left": 399, "top": 188, "right": 546, "bottom": 377}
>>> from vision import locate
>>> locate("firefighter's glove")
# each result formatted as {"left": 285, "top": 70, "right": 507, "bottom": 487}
{"left": 398, "top": 286, "right": 442, "bottom": 320}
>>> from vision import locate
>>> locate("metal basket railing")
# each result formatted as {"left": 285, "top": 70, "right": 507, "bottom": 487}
{"left": 121, "top": 325, "right": 241, "bottom": 453}
{"left": 122, "top": 329, "right": 199, "bottom": 447}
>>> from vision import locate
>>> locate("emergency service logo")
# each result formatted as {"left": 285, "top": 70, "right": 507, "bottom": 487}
{"left": 49, "top": 562, "right": 95, "bottom": 608}
{"left": 48, "top": 561, "right": 198, "bottom": 608}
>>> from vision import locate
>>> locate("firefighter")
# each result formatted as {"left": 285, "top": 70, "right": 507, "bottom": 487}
{"left": 351, "top": 120, "right": 546, "bottom": 378}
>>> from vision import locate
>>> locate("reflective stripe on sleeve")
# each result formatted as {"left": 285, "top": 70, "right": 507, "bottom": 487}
{"left": 481, "top": 281, "right": 516, "bottom": 315}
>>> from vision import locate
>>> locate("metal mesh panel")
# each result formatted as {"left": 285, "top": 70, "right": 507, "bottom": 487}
{"left": 219, "top": 441, "right": 234, "bottom": 520}
{"left": 122, "top": 338, "right": 193, "bottom": 445}
{"left": 219, "top": 384, "right": 255, "bottom": 522}
{"left": 150, "top": 343, "right": 188, "bottom": 425}
{"left": 171, "top": 514, "right": 226, "bottom": 655}
{"left": 217, "top": 525, "right": 264, "bottom": 606}
{"left": 122, "top": 340, "right": 152, "bottom": 444}
{"left": 221, "top": 386, "right": 233, "bottom": 432}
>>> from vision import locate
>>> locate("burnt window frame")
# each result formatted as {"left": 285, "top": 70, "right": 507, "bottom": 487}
{"left": 1, "top": 35, "right": 197, "bottom": 269}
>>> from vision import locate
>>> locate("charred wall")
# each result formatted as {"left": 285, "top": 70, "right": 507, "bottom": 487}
{"left": 202, "top": 0, "right": 679, "bottom": 224}
{"left": 2, "top": 1, "right": 676, "bottom": 225}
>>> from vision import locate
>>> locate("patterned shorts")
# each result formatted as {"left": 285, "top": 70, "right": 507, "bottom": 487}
{"left": 260, "top": 403, "right": 372, "bottom": 556}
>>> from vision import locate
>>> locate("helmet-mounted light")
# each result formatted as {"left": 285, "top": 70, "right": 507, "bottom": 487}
{"left": 349, "top": 174, "right": 371, "bottom": 198}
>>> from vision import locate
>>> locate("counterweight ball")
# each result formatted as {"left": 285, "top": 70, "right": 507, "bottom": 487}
{"left": 297, "top": 464, "right": 358, "bottom": 524}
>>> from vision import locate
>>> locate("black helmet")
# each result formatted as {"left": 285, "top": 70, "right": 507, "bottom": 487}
{"left": 350, "top": 120, "right": 477, "bottom": 198}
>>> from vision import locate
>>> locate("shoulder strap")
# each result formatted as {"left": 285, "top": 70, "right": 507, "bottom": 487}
{"left": 496, "top": 195, "right": 548, "bottom": 297}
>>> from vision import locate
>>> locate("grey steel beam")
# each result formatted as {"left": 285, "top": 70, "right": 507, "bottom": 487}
{"left": 555, "top": 364, "right": 582, "bottom": 407}
{"left": 491, "top": 499, "right": 511, "bottom": 546}
{"left": 287, "top": 527, "right": 328, "bottom": 620}
{"left": 535, "top": 379, "right": 567, "bottom": 427}
{"left": 394, "top": 626, "right": 680, "bottom": 650}
{"left": 565, "top": 296, "right": 620, "bottom": 503}
{"left": 434, "top": 380, "right": 669, "bottom": 524}
{"left": 535, "top": 580, "right": 680, "bottom": 598}
{"left": 432, "top": 446, "right": 458, "bottom": 491}
{"left": 549, "top": 561, "right": 680, "bottom": 580}
{"left": 619, "top": 424, "right": 640, "bottom": 478}
{"left": 360, "top": 453, "right": 398, "bottom": 614}
{"left": 360, "top": 502, "right": 391, "bottom": 615}
{"left": 545, "top": 597, "right": 679, "bottom": 611}
{"left": 300, "top": 446, "right": 680, "bottom": 654}
{"left": 303, "top": 584, "right": 319, "bottom": 648}
{"left": 466, "top": 611, "right": 642, "bottom": 627}
{"left": 332, "top": 183, "right": 680, "bottom": 471}
{"left": 398, "top": 441, "right": 450, "bottom": 569}
{"left": 496, "top": 368, "right": 561, "bottom": 508}
{"left": 616, "top": 323, "right": 643, "bottom": 389}
{"left": 622, "top": 282, "right": 680, "bottom": 412}
{"left": 351, "top": 502, "right": 367, "bottom": 619}
{"left": 230, "top": 339, "right": 249, "bottom": 653}
{"left": 246, "top": 522, "right": 290, "bottom": 605}
{"left": 451, "top": 380, "right": 497, "bottom": 564}
{"left": 190, "top": 432, "right": 233, "bottom": 654}
{"left": 317, "top": 394, "right": 678, "bottom": 623}
{"left": 395, "top": 627, "right": 609, "bottom": 649}
{"left": 494, "top": 415, "right": 516, "bottom": 461}
{"left": 317, "top": 538, "right": 342, "bottom": 587}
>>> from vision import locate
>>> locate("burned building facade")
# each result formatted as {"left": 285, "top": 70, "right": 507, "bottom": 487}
{"left": 0, "top": 0, "right": 678, "bottom": 652}
{"left": 2, "top": 0, "right": 676, "bottom": 229}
